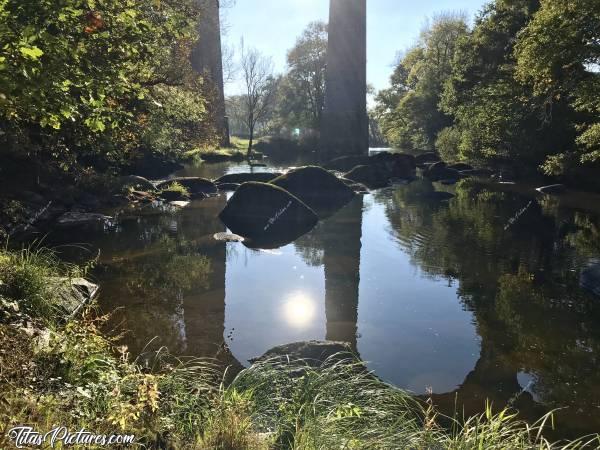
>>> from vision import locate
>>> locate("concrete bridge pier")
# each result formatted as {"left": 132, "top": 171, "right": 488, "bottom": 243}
{"left": 192, "top": 0, "right": 230, "bottom": 147}
{"left": 320, "top": 0, "right": 369, "bottom": 162}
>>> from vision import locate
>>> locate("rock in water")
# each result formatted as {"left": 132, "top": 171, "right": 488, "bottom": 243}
{"left": 581, "top": 260, "right": 600, "bottom": 297}
{"left": 215, "top": 172, "right": 281, "bottom": 184}
{"left": 415, "top": 152, "right": 441, "bottom": 166}
{"left": 270, "top": 166, "right": 355, "bottom": 214}
{"left": 119, "top": 175, "right": 156, "bottom": 192}
{"left": 423, "top": 162, "right": 462, "bottom": 182}
{"left": 325, "top": 155, "right": 371, "bottom": 172}
{"left": 344, "top": 165, "right": 391, "bottom": 188}
{"left": 213, "top": 232, "right": 245, "bottom": 243}
{"left": 216, "top": 183, "right": 241, "bottom": 192}
{"left": 219, "top": 182, "right": 318, "bottom": 245}
{"left": 57, "top": 212, "right": 113, "bottom": 228}
{"left": 156, "top": 177, "right": 217, "bottom": 196}
{"left": 369, "top": 152, "right": 416, "bottom": 178}
{"left": 448, "top": 163, "right": 473, "bottom": 171}
{"left": 250, "top": 341, "right": 355, "bottom": 367}
{"left": 536, "top": 184, "right": 566, "bottom": 195}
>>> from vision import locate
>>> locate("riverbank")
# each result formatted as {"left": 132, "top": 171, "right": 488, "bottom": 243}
{"left": 0, "top": 247, "right": 597, "bottom": 449}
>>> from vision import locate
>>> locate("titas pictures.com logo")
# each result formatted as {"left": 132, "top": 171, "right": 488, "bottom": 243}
{"left": 7, "top": 426, "right": 135, "bottom": 448}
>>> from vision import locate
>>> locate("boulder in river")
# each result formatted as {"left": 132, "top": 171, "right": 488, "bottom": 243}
{"left": 156, "top": 177, "right": 217, "bottom": 196}
{"left": 581, "top": 260, "right": 600, "bottom": 297}
{"left": 219, "top": 182, "right": 318, "bottom": 246}
{"left": 270, "top": 166, "right": 355, "bottom": 213}
{"left": 213, "top": 232, "right": 245, "bottom": 243}
{"left": 460, "top": 168, "right": 494, "bottom": 177}
{"left": 216, "top": 183, "right": 241, "bottom": 192}
{"left": 250, "top": 341, "right": 356, "bottom": 368}
{"left": 415, "top": 152, "right": 441, "bottom": 166}
{"left": 159, "top": 189, "right": 190, "bottom": 202}
{"left": 118, "top": 175, "right": 157, "bottom": 192}
{"left": 57, "top": 212, "right": 113, "bottom": 228}
{"left": 448, "top": 163, "right": 473, "bottom": 171}
{"left": 324, "top": 155, "right": 371, "bottom": 172}
{"left": 536, "top": 184, "right": 566, "bottom": 195}
{"left": 344, "top": 165, "right": 391, "bottom": 189}
{"left": 423, "top": 162, "right": 462, "bottom": 182}
{"left": 215, "top": 172, "right": 281, "bottom": 184}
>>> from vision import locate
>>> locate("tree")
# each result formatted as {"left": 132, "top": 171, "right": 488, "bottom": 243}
{"left": 376, "top": 13, "right": 469, "bottom": 152}
{"left": 240, "top": 45, "right": 278, "bottom": 156}
{"left": 280, "top": 21, "right": 328, "bottom": 131}
{"left": 439, "top": 0, "right": 552, "bottom": 169}
{"left": 0, "top": 0, "right": 215, "bottom": 174}
{"left": 515, "top": 0, "right": 600, "bottom": 177}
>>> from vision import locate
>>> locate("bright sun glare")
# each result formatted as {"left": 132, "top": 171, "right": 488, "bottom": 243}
{"left": 282, "top": 292, "right": 316, "bottom": 328}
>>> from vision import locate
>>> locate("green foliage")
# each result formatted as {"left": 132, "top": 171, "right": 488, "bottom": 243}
{"left": 276, "top": 21, "right": 328, "bottom": 132}
{"left": 378, "top": 0, "right": 599, "bottom": 183}
{"left": 0, "top": 0, "right": 216, "bottom": 174}
{"left": 515, "top": 0, "right": 600, "bottom": 174}
{"left": 377, "top": 13, "right": 469, "bottom": 152}
{"left": 160, "top": 181, "right": 191, "bottom": 199}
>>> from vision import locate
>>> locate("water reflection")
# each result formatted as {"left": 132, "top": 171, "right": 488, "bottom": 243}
{"left": 282, "top": 292, "right": 317, "bottom": 328}
{"left": 40, "top": 165, "right": 600, "bottom": 439}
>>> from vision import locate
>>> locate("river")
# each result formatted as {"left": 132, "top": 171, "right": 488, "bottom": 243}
{"left": 41, "top": 155, "right": 600, "bottom": 440}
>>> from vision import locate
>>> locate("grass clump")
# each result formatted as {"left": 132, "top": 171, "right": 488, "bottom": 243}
{"left": 159, "top": 181, "right": 191, "bottom": 200}
{"left": 228, "top": 357, "right": 599, "bottom": 449}
{"left": 0, "top": 245, "right": 85, "bottom": 322}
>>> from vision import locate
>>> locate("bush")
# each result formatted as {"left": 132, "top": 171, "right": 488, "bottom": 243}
{"left": 436, "top": 126, "right": 462, "bottom": 162}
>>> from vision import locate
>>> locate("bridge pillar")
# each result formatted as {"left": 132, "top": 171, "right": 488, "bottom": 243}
{"left": 320, "top": 0, "right": 368, "bottom": 161}
{"left": 192, "top": 0, "right": 230, "bottom": 147}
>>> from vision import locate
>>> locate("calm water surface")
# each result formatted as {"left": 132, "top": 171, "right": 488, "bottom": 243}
{"left": 44, "top": 159, "right": 600, "bottom": 439}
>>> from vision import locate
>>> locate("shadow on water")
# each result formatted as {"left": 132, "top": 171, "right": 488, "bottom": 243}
{"left": 38, "top": 162, "right": 600, "bottom": 440}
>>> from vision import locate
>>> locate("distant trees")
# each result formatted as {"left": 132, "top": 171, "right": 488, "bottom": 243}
{"left": 377, "top": 0, "right": 600, "bottom": 183}
{"left": 240, "top": 45, "right": 278, "bottom": 156}
{"left": 226, "top": 22, "right": 327, "bottom": 146}
{"left": 276, "top": 21, "right": 328, "bottom": 132}
{"left": 376, "top": 13, "right": 469, "bottom": 152}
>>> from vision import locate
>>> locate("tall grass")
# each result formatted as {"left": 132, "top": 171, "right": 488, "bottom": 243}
{"left": 0, "top": 244, "right": 85, "bottom": 322}
{"left": 228, "top": 356, "right": 600, "bottom": 450}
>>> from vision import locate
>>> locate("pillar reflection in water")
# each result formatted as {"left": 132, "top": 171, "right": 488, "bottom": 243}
{"left": 322, "top": 196, "right": 364, "bottom": 350}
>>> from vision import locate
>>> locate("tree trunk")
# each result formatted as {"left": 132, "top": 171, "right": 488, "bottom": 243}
{"left": 247, "top": 127, "right": 254, "bottom": 159}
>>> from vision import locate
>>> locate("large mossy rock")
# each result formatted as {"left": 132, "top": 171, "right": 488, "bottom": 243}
{"left": 215, "top": 172, "right": 281, "bottom": 184}
{"left": 156, "top": 177, "right": 217, "bottom": 195}
{"left": 270, "top": 166, "right": 355, "bottom": 213}
{"left": 219, "top": 182, "right": 318, "bottom": 246}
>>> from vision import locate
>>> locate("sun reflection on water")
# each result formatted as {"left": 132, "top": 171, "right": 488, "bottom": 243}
{"left": 282, "top": 292, "right": 316, "bottom": 328}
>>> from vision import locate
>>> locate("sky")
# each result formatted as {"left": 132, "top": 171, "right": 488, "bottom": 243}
{"left": 222, "top": 0, "right": 489, "bottom": 97}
